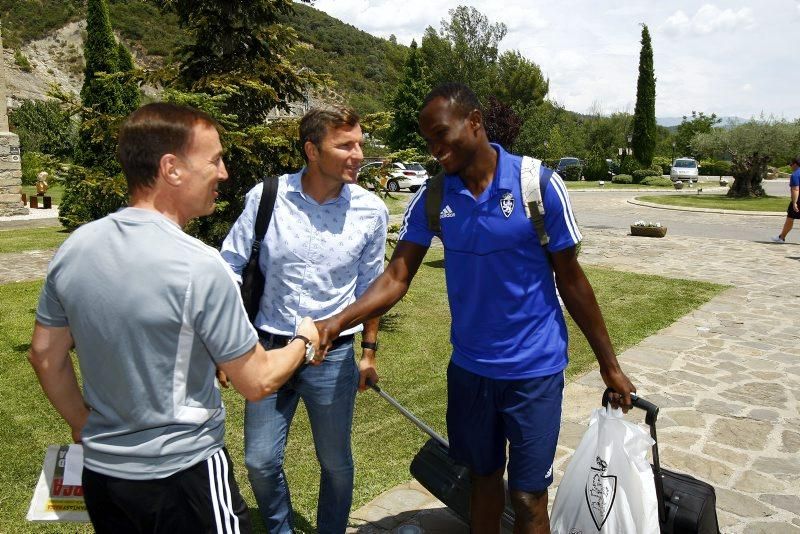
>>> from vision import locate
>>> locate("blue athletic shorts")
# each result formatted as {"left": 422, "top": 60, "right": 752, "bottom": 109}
{"left": 446, "top": 362, "right": 564, "bottom": 493}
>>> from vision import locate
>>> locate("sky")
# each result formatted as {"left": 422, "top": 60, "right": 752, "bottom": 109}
{"left": 307, "top": 0, "right": 800, "bottom": 121}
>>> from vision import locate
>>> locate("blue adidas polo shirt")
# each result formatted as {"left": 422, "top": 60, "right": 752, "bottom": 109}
{"left": 399, "top": 144, "right": 582, "bottom": 380}
{"left": 791, "top": 167, "right": 800, "bottom": 188}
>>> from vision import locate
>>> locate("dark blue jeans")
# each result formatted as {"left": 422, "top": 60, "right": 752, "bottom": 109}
{"left": 244, "top": 337, "right": 358, "bottom": 533}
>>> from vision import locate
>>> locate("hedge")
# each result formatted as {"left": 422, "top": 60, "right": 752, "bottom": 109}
{"left": 640, "top": 176, "right": 672, "bottom": 187}
{"left": 612, "top": 174, "right": 633, "bottom": 184}
{"left": 562, "top": 165, "right": 582, "bottom": 181}
{"left": 699, "top": 159, "right": 732, "bottom": 176}
{"left": 632, "top": 168, "right": 662, "bottom": 183}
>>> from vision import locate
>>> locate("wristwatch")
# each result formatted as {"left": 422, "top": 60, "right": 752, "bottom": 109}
{"left": 361, "top": 341, "right": 378, "bottom": 351}
{"left": 291, "top": 334, "right": 315, "bottom": 364}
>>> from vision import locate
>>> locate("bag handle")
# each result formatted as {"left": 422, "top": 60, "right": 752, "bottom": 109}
{"left": 602, "top": 388, "right": 667, "bottom": 524}
{"left": 368, "top": 383, "right": 449, "bottom": 449}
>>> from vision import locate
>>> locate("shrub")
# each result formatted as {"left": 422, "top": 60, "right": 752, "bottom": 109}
{"left": 612, "top": 174, "right": 633, "bottom": 184}
{"left": 562, "top": 165, "right": 582, "bottom": 181}
{"left": 58, "top": 166, "right": 128, "bottom": 230}
{"left": 619, "top": 157, "right": 642, "bottom": 176}
{"left": 698, "top": 159, "right": 732, "bottom": 176}
{"left": 14, "top": 50, "right": 33, "bottom": 72}
{"left": 8, "top": 100, "right": 77, "bottom": 160}
{"left": 632, "top": 168, "right": 662, "bottom": 183}
{"left": 640, "top": 176, "right": 672, "bottom": 187}
{"left": 652, "top": 156, "right": 671, "bottom": 175}
{"left": 584, "top": 148, "right": 609, "bottom": 182}
{"left": 21, "top": 152, "right": 60, "bottom": 186}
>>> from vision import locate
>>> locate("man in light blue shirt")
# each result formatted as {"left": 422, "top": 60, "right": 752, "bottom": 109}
{"left": 221, "top": 105, "right": 388, "bottom": 533}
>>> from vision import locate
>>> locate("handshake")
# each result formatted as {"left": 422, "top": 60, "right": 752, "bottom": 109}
{"left": 294, "top": 315, "right": 348, "bottom": 365}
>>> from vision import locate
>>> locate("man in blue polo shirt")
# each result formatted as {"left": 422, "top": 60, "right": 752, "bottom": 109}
{"left": 772, "top": 156, "right": 800, "bottom": 243}
{"left": 316, "top": 83, "right": 635, "bottom": 533}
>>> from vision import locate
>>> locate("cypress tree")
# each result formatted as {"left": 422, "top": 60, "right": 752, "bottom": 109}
{"left": 388, "top": 40, "right": 429, "bottom": 151}
{"left": 74, "top": 0, "right": 122, "bottom": 172}
{"left": 117, "top": 42, "right": 140, "bottom": 115}
{"left": 631, "top": 24, "right": 656, "bottom": 167}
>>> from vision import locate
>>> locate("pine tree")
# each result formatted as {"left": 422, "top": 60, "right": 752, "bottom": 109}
{"left": 631, "top": 24, "right": 656, "bottom": 167}
{"left": 388, "top": 41, "right": 429, "bottom": 151}
{"left": 117, "top": 42, "right": 141, "bottom": 115}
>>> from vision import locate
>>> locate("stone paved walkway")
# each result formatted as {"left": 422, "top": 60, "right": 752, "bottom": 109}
{"left": 348, "top": 230, "right": 800, "bottom": 533}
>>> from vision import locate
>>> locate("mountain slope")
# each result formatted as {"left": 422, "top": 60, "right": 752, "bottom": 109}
{"left": 1, "top": 1, "right": 406, "bottom": 113}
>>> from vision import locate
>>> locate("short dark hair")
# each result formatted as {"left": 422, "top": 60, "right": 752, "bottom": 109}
{"left": 299, "top": 105, "right": 360, "bottom": 162}
{"left": 421, "top": 82, "right": 482, "bottom": 118}
{"left": 791, "top": 156, "right": 800, "bottom": 166}
{"left": 117, "top": 103, "right": 220, "bottom": 193}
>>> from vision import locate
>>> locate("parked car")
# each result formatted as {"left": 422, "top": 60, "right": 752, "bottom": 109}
{"left": 670, "top": 158, "right": 700, "bottom": 182}
{"left": 556, "top": 157, "right": 582, "bottom": 174}
{"left": 358, "top": 161, "right": 429, "bottom": 192}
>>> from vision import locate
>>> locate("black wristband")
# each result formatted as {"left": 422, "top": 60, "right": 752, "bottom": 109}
{"left": 361, "top": 341, "right": 378, "bottom": 351}
{"left": 291, "top": 334, "right": 311, "bottom": 345}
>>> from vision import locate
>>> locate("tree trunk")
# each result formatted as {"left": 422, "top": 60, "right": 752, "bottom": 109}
{"left": 727, "top": 152, "right": 768, "bottom": 198}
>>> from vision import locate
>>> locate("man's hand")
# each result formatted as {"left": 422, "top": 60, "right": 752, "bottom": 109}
{"left": 792, "top": 201, "right": 798, "bottom": 213}
{"left": 600, "top": 366, "right": 636, "bottom": 413}
{"left": 315, "top": 317, "right": 343, "bottom": 360}
{"left": 217, "top": 368, "right": 230, "bottom": 388}
{"left": 358, "top": 352, "right": 378, "bottom": 392}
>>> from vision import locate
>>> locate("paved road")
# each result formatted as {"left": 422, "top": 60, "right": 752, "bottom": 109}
{"left": 571, "top": 181, "right": 792, "bottom": 243}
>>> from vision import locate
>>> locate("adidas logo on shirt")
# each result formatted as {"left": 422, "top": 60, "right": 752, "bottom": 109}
{"left": 440, "top": 205, "right": 456, "bottom": 219}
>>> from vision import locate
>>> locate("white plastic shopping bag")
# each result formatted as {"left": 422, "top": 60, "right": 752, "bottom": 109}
{"left": 550, "top": 406, "right": 659, "bottom": 534}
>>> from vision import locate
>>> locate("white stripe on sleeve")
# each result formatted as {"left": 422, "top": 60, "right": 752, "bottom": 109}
{"left": 398, "top": 183, "right": 428, "bottom": 241}
{"left": 549, "top": 173, "right": 582, "bottom": 243}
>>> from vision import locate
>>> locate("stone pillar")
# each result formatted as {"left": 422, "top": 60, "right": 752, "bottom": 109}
{"left": 0, "top": 21, "right": 28, "bottom": 216}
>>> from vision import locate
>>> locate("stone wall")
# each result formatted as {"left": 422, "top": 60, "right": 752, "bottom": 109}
{"left": 0, "top": 131, "right": 27, "bottom": 216}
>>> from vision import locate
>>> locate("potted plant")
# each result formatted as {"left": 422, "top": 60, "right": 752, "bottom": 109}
{"left": 630, "top": 220, "right": 667, "bottom": 238}
{"left": 673, "top": 180, "right": 684, "bottom": 190}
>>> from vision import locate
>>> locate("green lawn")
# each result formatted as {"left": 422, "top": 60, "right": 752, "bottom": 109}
{"left": 0, "top": 226, "right": 69, "bottom": 254}
{"left": 21, "top": 184, "right": 65, "bottom": 206}
{"left": 0, "top": 249, "right": 726, "bottom": 533}
{"left": 565, "top": 181, "right": 672, "bottom": 189}
{"left": 637, "top": 194, "right": 788, "bottom": 212}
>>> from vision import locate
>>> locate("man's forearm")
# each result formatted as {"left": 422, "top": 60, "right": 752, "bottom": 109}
{"left": 362, "top": 316, "right": 380, "bottom": 344}
{"left": 558, "top": 272, "right": 620, "bottom": 373}
{"left": 29, "top": 350, "right": 89, "bottom": 433}
{"left": 336, "top": 273, "right": 408, "bottom": 331}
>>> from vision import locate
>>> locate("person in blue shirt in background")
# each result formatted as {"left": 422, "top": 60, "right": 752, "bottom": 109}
{"left": 220, "top": 105, "right": 388, "bottom": 533}
{"left": 772, "top": 156, "right": 800, "bottom": 243}
{"left": 316, "top": 83, "right": 636, "bottom": 533}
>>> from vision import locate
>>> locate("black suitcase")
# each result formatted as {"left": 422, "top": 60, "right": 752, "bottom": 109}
{"left": 602, "top": 389, "right": 720, "bottom": 534}
{"left": 370, "top": 384, "right": 515, "bottom": 529}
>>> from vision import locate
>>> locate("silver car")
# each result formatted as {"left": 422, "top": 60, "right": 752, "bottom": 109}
{"left": 359, "top": 161, "right": 430, "bottom": 192}
{"left": 670, "top": 158, "right": 700, "bottom": 182}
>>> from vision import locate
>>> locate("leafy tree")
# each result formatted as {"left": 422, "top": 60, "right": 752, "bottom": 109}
{"left": 155, "top": 0, "right": 318, "bottom": 245}
{"left": 515, "top": 101, "right": 584, "bottom": 162}
{"left": 484, "top": 96, "right": 522, "bottom": 149}
{"left": 9, "top": 100, "right": 76, "bottom": 159}
{"left": 493, "top": 50, "right": 548, "bottom": 111}
{"left": 387, "top": 40, "right": 429, "bottom": 151}
{"left": 420, "top": 5, "right": 507, "bottom": 100}
{"left": 631, "top": 24, "right": 656, "bottom": 167}
{"left": 692, "top": 119, "right": 800, "bottom": 197}
{"left": 675, "top": 111, "right": 720, "bottom": 158}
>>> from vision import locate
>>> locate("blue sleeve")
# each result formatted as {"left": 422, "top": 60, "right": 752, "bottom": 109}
{"left": 542, "top": 170, "right": 583, "bottom": 252}
{"left": 791, "top": 170, "right": 800, "bottom": 188}
{"left": 397, "top": 184, "right": 435, "bottom": 247}
{"left": 220, "top": 182, "right": 263, "bottom": 284}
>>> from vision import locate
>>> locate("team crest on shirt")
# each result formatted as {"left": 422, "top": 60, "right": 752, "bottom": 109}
{"left": 500, "top": 192, "right": 515, "bottom": 218}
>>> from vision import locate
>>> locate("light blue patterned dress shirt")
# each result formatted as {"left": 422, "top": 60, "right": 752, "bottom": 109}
{"left": 221, "top": 170, "right": 389, "bottom": 336}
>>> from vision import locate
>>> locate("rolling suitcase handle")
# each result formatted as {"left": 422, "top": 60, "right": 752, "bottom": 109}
{"left": 602, "top": 388, "right": 667, "bottom": 525}
{"left": 369, "top": 383, "right": 449, "bottom": 449}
